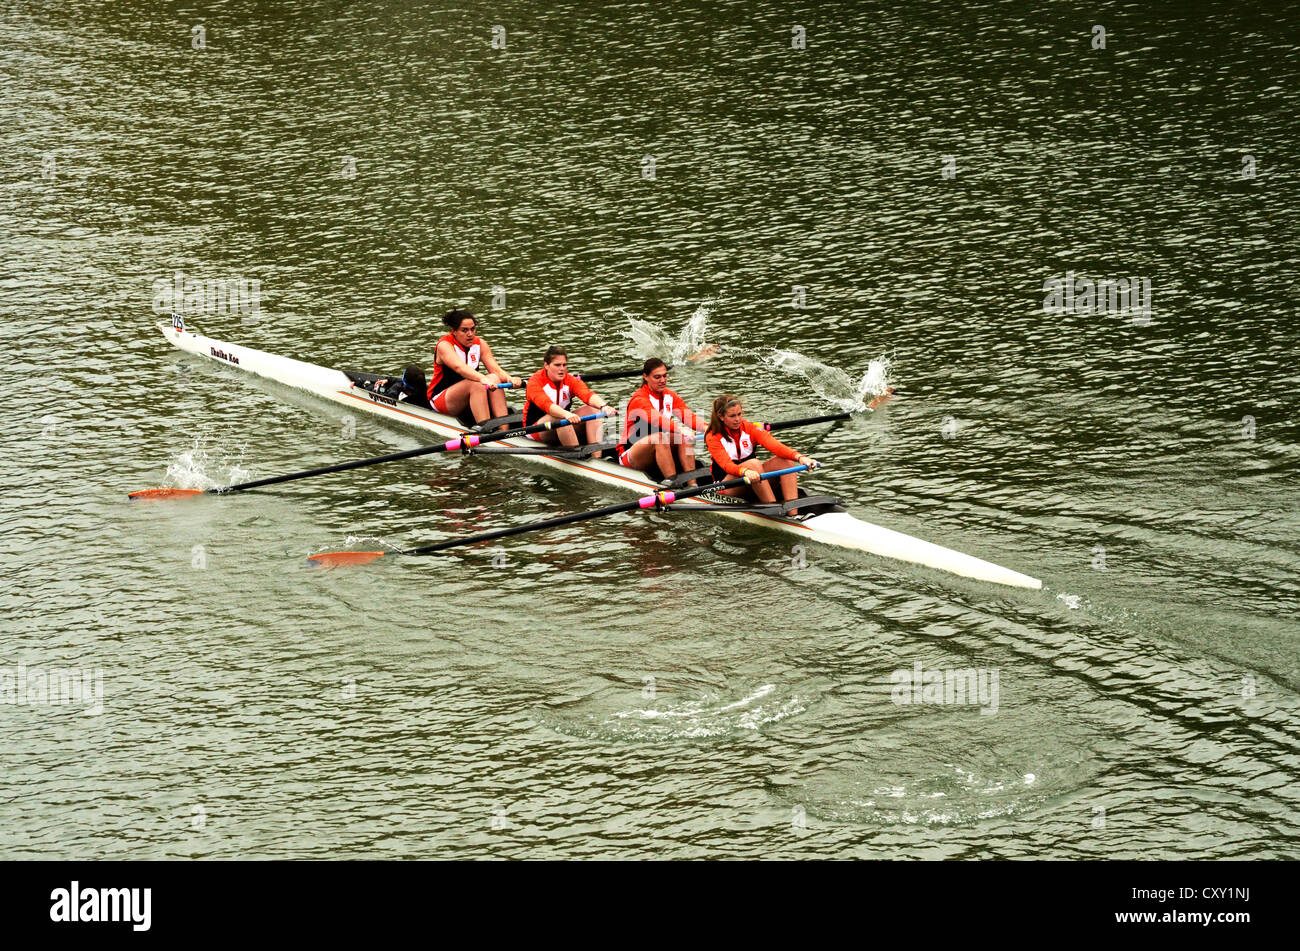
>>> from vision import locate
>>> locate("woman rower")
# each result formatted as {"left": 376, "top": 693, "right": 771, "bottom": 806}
{"left": 523, "top": 346, "right": 617, "bottom": 456}
{"left": 426, "top": 309, "right": 521, "bottom": 428}
{"left": 617, "top": 358, "right": 706, "bottom": 485}
{"left": 705, "top": 394, "right": 820, "bottom": 515}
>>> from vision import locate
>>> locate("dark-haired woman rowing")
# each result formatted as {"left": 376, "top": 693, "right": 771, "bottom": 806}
{"left": 425, "top": 309, "right": 520, "bottom": 427}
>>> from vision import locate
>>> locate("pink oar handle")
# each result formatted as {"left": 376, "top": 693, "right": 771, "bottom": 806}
{"left": 638, "top": 491, "right": 676, "bottom": 509}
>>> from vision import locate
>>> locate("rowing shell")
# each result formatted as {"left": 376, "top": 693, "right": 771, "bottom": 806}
{"left": 156, "top": 321, "right": 1043, "bottom": 590}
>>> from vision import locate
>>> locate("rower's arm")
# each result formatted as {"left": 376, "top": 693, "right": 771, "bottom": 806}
{"left": 478, "top": 341, "right": 515, "bottom": 383}
{"left": 628, "top": 390, "right": 689, "bottom": 435}
{"left": 640, "top": 403, "right": 685, "bottom": 435}
{"left": 570, "top": 375, "right": 604, "bottom": 410}
{"left": 679, "top": 404, "right": 707, "bottom": 433}
{"left": 752, "top": 423, "right": 799, "bottom": 461}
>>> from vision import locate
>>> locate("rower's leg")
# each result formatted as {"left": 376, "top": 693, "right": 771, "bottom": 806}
{"left": 555, "top": 418, "right": 580, "bottom": 447}
{"left": 747, "top": 460, "right": 777, "bottom": 503}
{"left": 440, "top": 382, "right": 473, "bottom": 419}
{"left": 487, "top": 388, "right": 509, "bottom": 430}
{"left": 582, "top": 412, "right": 605, "bottom": 457}
{"left": 654, "top": 437, "right": 678, "bottom": 479}
{"left": 623, "top": 437, "right": 664, "bottom": 476}
{"left": 763, "top": 457, "right": 798, "bottom": 513}
{"left": 454, "top": 380, "right": 489, "bottom": 423}
{"left": 674, "top": 434, "right": 696, "bottom": 486}
{"left": 780, "top": 474, "right": 799, "bottom": 514}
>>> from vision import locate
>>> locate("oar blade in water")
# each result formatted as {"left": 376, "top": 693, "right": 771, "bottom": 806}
{"left": 306, "top": 550, "right": 388, "bottom": 567}
{"left": 127, "top": 487, "right": 205, "bottom": 501}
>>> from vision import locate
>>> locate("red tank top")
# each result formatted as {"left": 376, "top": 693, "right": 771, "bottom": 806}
{"left": 427, "top": 333, "right": 482, "bottom": 400}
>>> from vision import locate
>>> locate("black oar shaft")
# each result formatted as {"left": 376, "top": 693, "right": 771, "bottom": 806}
{"left": 402, "top": 470, "right": 766, "bottom": 557}
{"left": 403, "top": 498, "right": 641, "bottom": 555}
{"left": 575, "top": 363, "right": 672, "bottom": 383}
{"left": 216, "top": 442, "right": 450, "bottom": 493}
{"left": 764, "top": 412, "right": 852, "bottom": 432}
{"left": 212, "top": 412, "right": 610, "bottom": 494}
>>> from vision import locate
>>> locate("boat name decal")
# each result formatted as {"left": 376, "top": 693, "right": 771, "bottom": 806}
{"left": 365, "top": 391, "right": 397, "bottom": 407}
{"left": 209, "top": 346, "right": 240, "bottom": 365}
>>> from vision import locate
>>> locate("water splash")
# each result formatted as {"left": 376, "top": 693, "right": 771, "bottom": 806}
{"left": 617, "top": 301, "right": 716, "bottom": 363}
{"left": 343, "top": 534, "right": 402, "bottom": 550}
{"left": 162, "top": 434, "right": 251, "bottom": 490}
{"left": 768, "top": 350, "right": 894, "bottom": 412}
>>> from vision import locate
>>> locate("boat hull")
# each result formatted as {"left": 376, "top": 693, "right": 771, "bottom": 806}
{"left": 158, "top": 322, "right": 1043, "bottom": 590}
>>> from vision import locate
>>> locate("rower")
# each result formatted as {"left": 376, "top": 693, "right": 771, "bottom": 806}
{"left": 617, "top": 358, "right": 706, "bottom": 485}
{"left": 705, "top": 393, "right": 820, "bottom": 515}
{"left": 426, "top": 309, "right": 521, "bottom": 428}
{"left": 523, "top": 346, "right": 617, "bottom": 456}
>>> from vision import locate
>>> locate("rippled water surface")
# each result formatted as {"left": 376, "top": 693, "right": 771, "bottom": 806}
{"left": 3, "top": 1, "right": 1298, "bottom": 859}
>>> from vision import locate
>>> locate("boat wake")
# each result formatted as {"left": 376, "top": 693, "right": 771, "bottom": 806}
{"left": 537, "top": 681, "right": 817, "bottom": 743}
{"left": 768, "top": 350, "right": 894, "bottom": 412}
{"left": 767, "top": 719, "right": 1100, "bottom": 826}
{"left": 162, "top": 435, "right": 252, "bottom": 491}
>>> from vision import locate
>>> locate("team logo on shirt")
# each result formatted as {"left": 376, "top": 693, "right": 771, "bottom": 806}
{"left": 545, "top": 382, "right": 572, "bottom": 408}
{"left": 724, "top": 431, "right": 754, "bottom": 461}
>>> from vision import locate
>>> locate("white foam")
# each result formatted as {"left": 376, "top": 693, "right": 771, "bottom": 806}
{"left": 768, "top": 350, "right": 894, "bottom": 412}
{"left": 162, "top": 434, "right": 250, "bottom": 490}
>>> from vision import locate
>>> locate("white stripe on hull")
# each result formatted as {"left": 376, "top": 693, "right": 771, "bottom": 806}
{"left": 159, "top": 323, "right": 1043, "bottom": 590}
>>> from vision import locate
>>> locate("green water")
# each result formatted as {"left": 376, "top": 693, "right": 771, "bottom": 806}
{"left": 3, "top": 0, "right": 1297, "bottom": 858}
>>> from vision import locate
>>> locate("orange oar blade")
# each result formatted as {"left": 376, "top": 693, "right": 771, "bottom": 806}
{"left": 306, "top": 550, "right": 387, "bottom": 567}
{"left": 866, "top": 387, "right": 896, "bottom": 411}
{"left": 128, "top": 488, "right": 206, "bottom": 501}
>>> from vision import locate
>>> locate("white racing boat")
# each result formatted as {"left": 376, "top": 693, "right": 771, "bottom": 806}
{"left": 156, "top": 319, "right": 1043, "bottom": 590}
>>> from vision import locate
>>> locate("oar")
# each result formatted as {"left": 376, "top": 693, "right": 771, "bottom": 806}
{"left": 575, "top": 346, "right": 720, "bottom": 383}
{"left": 677, "top": 406, "right": 869, "bottom": 441}
{"left": 574, "top": 364, "right": 672, "bottom": 384}
{"left": 759, "top": 389, "right": 896, "bottom": 432}
{"left": 307, "top": 463, "right": 816, "bottom": 566}
{"left": 866, "top": 386, "right": 896, "bottom": 411}
{"left": 762, "top": 412, "right": 852, "bottom": 432}
{"left": 128, "top": 410, "right": 613, "bottom": 501}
